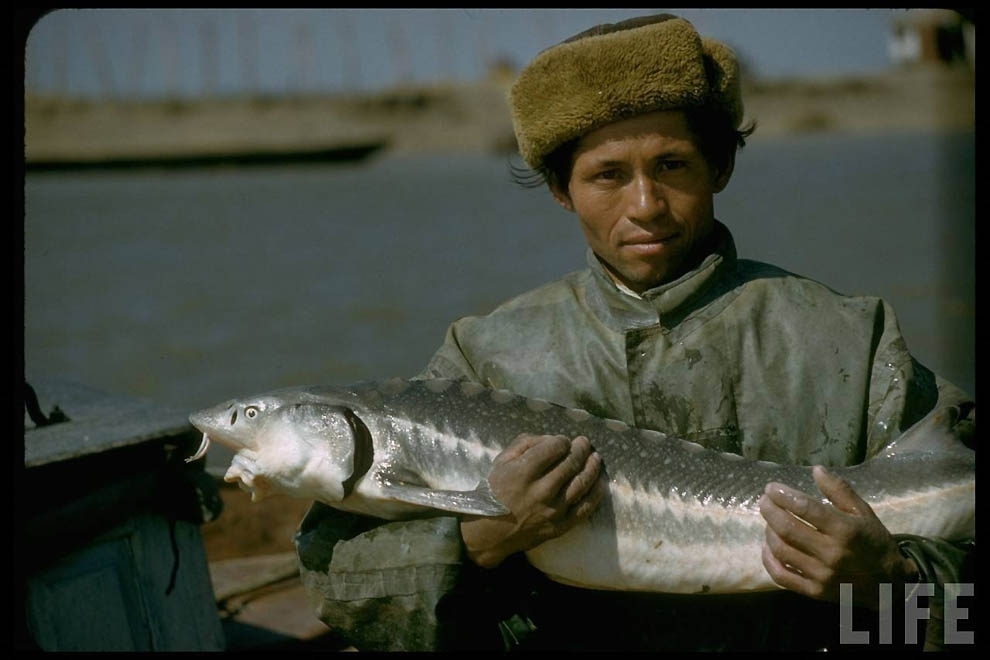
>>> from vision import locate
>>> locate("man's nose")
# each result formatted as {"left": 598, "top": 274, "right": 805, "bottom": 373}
{"left": 626, "top": 174, "right": 666, "bottom": 221}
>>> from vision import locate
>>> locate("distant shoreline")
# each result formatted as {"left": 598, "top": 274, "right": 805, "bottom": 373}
{"left": 23, "top": 65, "right": 974, "bottom": 170}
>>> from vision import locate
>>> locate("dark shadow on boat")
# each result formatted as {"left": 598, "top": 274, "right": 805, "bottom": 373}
{"left": 25, "top": 140, "right": 389, "bottom": 173}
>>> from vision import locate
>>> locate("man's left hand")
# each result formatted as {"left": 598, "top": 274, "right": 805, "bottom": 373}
{"left": 759, "top": 465, "right": 919, "bottom": 609}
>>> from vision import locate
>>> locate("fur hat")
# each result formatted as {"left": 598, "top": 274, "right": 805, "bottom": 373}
{"left": 509, "top": 14, "right": 744, "bottom": 171}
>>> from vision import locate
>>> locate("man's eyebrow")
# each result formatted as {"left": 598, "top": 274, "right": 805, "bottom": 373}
{"left": 584, "top": 157, "right": 625, "bottom": 168}
{"left": 586, "top": 148, "right": 691, "bottom": 168}
{"left": 651, "top": 144, "right": 694, "bottom": 159}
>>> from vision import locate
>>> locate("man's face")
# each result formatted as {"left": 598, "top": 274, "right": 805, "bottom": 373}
{"left": 554, "top": 110, "right": 731, "bottom": 293}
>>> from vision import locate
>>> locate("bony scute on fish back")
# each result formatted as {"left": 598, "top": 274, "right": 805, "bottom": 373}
{"left": 186, "top": 378, "right": 975, "bottom": 594}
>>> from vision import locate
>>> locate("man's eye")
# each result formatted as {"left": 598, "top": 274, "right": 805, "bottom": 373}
{"left": 596, "top": 169, "right": 620, "bottom": 181}
{"left": 658, "top": 160, "right": 686, "bottom": 172}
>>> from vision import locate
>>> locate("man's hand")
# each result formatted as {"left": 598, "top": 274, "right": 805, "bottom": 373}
{"left": 759, "top": 465, "right": 919, "bottom": 609}
{"left": 461, "top": 433, "right": 606, "bottom": 569}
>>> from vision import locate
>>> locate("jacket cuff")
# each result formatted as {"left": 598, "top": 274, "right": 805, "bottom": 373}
{"left": 894, "top": 534, "right": 975, "bottom": 650}
{"left": 294, "top": 503, "right": 466, "bottom": 651}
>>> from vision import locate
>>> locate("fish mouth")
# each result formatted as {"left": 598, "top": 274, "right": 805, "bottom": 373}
{"left": 185, "top": 428, "right": 266, "bottom": 500}
{"left": 184, "top": 428, "right": 247, "bottom": 462}
{"left": 188, "top": 430, "right": 271, "bottom": 502}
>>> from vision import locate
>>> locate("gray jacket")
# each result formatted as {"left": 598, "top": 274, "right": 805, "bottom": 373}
{"left": 296, "top": 222, "right": 974, "bottom": 651}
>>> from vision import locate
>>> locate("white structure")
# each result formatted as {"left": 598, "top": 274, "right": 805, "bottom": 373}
{"left": 888, "top": 9, "right": 974, "bottom": 70}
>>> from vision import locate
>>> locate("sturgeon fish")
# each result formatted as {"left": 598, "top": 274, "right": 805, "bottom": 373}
{"left": 187, "top": 377, "right": 975, "bottom": 595}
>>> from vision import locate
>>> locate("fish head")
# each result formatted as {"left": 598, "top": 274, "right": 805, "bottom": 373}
{"left": 188, "top": 393, "right": 284, "bottom": 453}
{"left": 188, "top": 389, "right": 372, "bottom": 504}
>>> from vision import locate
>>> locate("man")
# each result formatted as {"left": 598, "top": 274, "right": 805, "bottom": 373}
{"left": 296, "top": 13, "right": 974, "bottom": 651}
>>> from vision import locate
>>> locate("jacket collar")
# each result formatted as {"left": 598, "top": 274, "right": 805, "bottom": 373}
{"left": 585, "top": 221, "right": 737, "bottom": 330}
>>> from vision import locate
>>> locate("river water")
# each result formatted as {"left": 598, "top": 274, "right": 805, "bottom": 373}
{"left": 24, "top": 129, "right": 975, "bottom": 468}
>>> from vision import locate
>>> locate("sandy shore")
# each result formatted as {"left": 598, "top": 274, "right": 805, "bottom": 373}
{"left": 23, "top": 64, "right": 974, "bottom": 167}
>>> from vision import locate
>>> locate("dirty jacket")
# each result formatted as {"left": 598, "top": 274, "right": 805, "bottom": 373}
{"left": 295, "top": 222, "right": 974, "bottom": 651}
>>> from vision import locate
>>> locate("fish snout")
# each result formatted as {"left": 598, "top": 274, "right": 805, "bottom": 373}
{"left": 188, "top": 410, "right": 211, "bottom": 434}
{"left": 185, "top": 403, "right": 239, "bottom": 462}
{"left": 187, "top": 401, "right": 238, "bottom": 441}
{"left": 184, "top": 411, "right": 208, "bottom": 463}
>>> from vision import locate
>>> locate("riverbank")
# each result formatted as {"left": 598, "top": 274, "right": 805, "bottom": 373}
{"left": 23, "top": 64, "right": 974, "bottom": 170}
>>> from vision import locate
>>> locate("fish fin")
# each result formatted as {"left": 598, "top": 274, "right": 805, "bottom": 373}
{"left": 378, "top": 474, "right": 510, "bottom": 517}
{"left": 284, "top": 403, "right": 375, "bottom": 502}
{"left": 882, "top": 404, "right": 969, "bottom": 457}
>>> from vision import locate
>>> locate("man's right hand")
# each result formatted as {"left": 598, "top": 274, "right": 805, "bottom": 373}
{"left": 460, "top": 433, "right": 606, "bottom": 569}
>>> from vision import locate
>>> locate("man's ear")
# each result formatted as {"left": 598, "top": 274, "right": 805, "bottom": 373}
{"left": 712, "top": 151, "right": 735, "bottom": 193}
{"left": 549, "top": 182, "right": 575, "bottom": 212}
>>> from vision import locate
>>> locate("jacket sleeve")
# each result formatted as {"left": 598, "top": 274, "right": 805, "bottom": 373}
{"left": 865, "top": 304, "right": 975, "bottom": 650}
{"left": 292, "top": 325, "right": 508, "bottom": 651}
{"left": 293, "top": 502, "right": 472, "bottom": 651}
{"left": 894, "top": 534, "right": 975, "bottom": 650}
{"left": 418, "top": 320, "right": 487, "bottom": 382}
{"left": 892, "top": 383, "right": 974, "bottom": 651}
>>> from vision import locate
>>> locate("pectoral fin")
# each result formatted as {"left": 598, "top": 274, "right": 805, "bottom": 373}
{"left": 379, "top": 475, "right": 510, "bottom": 517}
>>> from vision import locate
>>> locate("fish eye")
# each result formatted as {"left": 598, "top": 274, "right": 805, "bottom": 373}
{"left": 245, "top": 405, "right": 259, "bottom": 419}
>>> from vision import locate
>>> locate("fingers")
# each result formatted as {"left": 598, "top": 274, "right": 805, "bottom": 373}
{"left": 467, "top": 433, "right": 606, "bottom": 566}
{"left": 497, "top": 432, "right": 569, "bottom": 466}
{"left": 760, "top": 494, "right": 835, "bottom": 600}
{"left": 763, "top": 524, "right": 828, "bottom": 581}
{"left": 811, "top": 465, "right": 870, "bottom": 516}
{"left": 553, "top": 437, "right": 606, "bottom": 527}
{"left": 759, "top": 486, "right": 824, "bottom": 558}
{"left": 499, "top": 433, "right": 599, "bottom": 490}
{"left": 542, "top": 434, "right": 594, "bottom": 491}
{"left": 569, "top": 469, "right": 608, "bottom": 521}
{"left": 763, "top": 468, "right": 878, "bottom": 538}
{"left": 762, "top": 480, "right": 836, "bottom": 537}
{"left": 760, "top": 470, "right": 897, "bottom": 605}
{"left": 562, "top": 445, "right": 602, "bottom": 504}
{"left": 514, "top": 435, "right": 600, "bottom": 515}
{"left": 490, "top": 433, "right": 605, "bottom": 525}
{"left": 761, "top": 536, "right": 822, "bottom": 598}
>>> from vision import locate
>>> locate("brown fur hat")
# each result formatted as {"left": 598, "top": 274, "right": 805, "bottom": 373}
{"left": 509, "top": 14, "right": 744, "bottom": 171}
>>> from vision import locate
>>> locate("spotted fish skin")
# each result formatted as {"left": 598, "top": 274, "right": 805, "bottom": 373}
{"left": 188, "top": 377, "right": 975, "bottom": 594}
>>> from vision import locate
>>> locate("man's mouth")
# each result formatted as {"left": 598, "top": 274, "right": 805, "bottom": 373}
{"left": 623, "top": 231, "right": 679, "bottom": 246}
{"left": 622, "top": 233, "right": 679, "bottom": 252}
